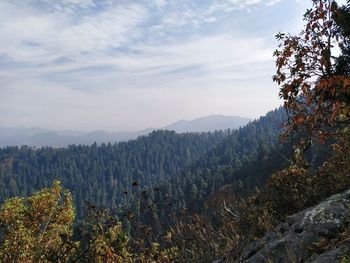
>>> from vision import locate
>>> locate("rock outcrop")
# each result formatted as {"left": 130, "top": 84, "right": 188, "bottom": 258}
{"left": 237, "top": 189, "right": 350, "bottom": 262}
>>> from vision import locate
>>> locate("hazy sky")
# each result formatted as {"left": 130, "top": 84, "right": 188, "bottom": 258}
{"left": 0, "top": 0, "right": 311, "bottom": 131}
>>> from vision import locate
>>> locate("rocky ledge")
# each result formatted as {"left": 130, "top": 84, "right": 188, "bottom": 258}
{"left": 236, "top": 189, "right": 350, "bottom": 262}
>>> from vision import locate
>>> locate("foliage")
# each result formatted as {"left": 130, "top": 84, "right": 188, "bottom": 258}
{"left": 173, "top": 133, "right": 350, "bottom": 261}
{"left": 75, "top": 204, "right": 179, "bottom": 263}
{"left": 74, "top": 205, "right": 133, "bottom": 262}
{"left": 334, "top": 0, "right": 350, "bottom": 75}
{"left": 264, "top": 166, "right": 315, "bottom": 218}
{"left": 273, "top": 0, "right": 350, "bottom": 142}
{"left": 0, "top": 181, "right": 77, "bottom": 262}
{"left": 172, "top": 186, "right": 276, "bottom": 262}
{"left": 0, "top": 182, "right": 179, "bottom": 262}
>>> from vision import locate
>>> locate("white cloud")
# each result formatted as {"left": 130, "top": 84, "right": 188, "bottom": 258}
{"left": 0, "top": 0, "right": 299, "bottom": 130}
{"left": 266, "top": 0, "right": 282, "bottom": 6}
{"left": 126, "top": 35, "right": 272, "bottom": 77}
{"left": 208, "top": 0, "right": 261, "bottom": 14}
{"left": 61, "top": 0, "right": 95, "bottom": 7}
{"left": 207, "top": 0, "right": 286, "bottom": 14}
{"left": 154, "top": 0, "right": 167, "bottom": 8}
{"left": 0, "top": 32, "right": 278, "bottom": 130}
{"left": 0, "top": 1, "right": 147, "bottom": 62}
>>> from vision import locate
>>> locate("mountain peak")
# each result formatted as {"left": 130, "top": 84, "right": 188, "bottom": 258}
{"left": 162, "top": 115, "right": 251, "bottom": 133}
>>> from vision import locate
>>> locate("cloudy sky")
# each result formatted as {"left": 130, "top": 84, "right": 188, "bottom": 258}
{"left": 0, "top": 0, "right": 311, "bottom": 131}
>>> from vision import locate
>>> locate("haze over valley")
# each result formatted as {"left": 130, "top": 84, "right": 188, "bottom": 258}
{"left": 0, "top": 114, "right": 251, "bottom": 147}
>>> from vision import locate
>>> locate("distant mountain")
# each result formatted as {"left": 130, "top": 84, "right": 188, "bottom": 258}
{"left": 0, "top": 115, "right": 251, "bottom": 147}
{"left": 0, "top": 127, "right": 49, "bottom": 137}
{"left": 162, "top": 115, "right": 251, "bottom": 133}
{"left": 0, "top": 129, "right": 153, "bottom": 148}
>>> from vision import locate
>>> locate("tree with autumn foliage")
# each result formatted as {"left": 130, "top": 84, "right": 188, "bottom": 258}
{"left": 0, "top": 181, "right": 77, "bottom": 262}
{"left": 0, "top": 181, "right": 179, "bottom": 262}
{"left": 273, "top": 0, "right": 350, "bottom": 143}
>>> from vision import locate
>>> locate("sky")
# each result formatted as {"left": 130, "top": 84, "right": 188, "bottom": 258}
{"left": 0, "top": 0, "right": 312, "bottom": 131}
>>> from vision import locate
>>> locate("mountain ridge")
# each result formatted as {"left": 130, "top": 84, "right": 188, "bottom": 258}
{"left": 0, "top": 115, "right": 251, "bottom": 147}
{"left": 162, "top": 114, "right": 251, "bottom": 133}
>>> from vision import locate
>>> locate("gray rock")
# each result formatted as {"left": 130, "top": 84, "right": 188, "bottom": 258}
{"left": 310, "top": 247, "right": 347, "bottom": 263}
{"left": 238, "top": 189, "right": 350, "bottom": 263}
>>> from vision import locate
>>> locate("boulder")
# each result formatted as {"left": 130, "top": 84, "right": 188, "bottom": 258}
{"left": 237, "top": 189, "right": 350, "bottom": 263}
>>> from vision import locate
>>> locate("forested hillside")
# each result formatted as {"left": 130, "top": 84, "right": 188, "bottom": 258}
{"left": 0, "top": 107, "right": 331, "bottom": 228}
{"left": 0, "top": 109, "right": 281, "bottom": 228}
{"left": 157, "top": 108, "right": 290, "bottom": 213}
{"left": 0, "top": 130, "right": 229, "bottom": 217}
